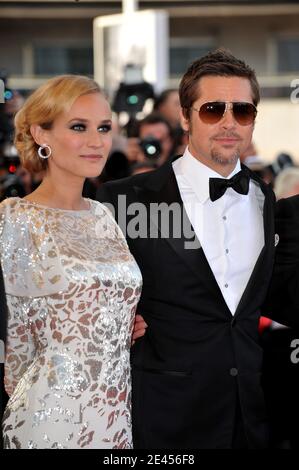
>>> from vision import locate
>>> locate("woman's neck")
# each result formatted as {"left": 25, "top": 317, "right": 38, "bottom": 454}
{"left": 25, "top": 175, "right": 88, "bottom": 211}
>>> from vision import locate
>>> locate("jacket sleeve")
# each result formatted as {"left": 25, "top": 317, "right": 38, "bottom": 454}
{"left": 0, "top": 199, "right": 68, "bottom": 396}
{"left": 4, "top": 294, "right": 37, "bottom": 397}
{"left": 262, "top": 195, "right": 299, "bottom": 328}
{"left": 0, "top": 201, "right": 36, "bottom": 396}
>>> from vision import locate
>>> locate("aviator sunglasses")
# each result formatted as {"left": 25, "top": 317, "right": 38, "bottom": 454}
{"left": 191, "top": 101, "right": 257, "bottom": 126}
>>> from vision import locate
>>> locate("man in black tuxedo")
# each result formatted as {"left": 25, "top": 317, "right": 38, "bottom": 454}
{"left": 97, "top": 49, "right": 284, "bottom": 449}
{"left": 259, "top": 194, "right": 299, "bottom": 448}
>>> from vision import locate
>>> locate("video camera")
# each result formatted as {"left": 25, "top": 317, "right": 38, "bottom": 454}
{"left": 139, "top": 136, "right": 161, "bottom": 160}
{"left": 112, "top": 64, "right": 154, "bottom": 117}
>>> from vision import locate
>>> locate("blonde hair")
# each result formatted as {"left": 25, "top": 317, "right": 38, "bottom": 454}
{"left": 14, "top": 75, "right": 102, "bottom": 173}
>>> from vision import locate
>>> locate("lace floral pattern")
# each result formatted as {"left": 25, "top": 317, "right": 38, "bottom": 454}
{"left": 0, "top": 198, "right": 142, "bottom": 449}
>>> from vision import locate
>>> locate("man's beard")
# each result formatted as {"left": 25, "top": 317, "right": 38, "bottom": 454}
{"left": 211, "top": 148, "right": 240, "bottom": 166}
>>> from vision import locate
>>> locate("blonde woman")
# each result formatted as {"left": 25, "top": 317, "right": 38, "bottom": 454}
{"left": 0, "top": 75, "right": 142, "bottom": 449}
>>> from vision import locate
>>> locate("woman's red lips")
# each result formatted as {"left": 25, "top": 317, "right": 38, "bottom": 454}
{"left": 80, "top": 154, "right": 103, "bottom": 159}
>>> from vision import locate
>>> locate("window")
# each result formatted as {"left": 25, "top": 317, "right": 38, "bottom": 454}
{"left": 277, "top": 37, "right": 299, "bottom": 73}
{"left": 170, "top": 38, "right": 215, "bottom": 77}
{"left": 34, "top": 45, "right": 93, "bottom": 76}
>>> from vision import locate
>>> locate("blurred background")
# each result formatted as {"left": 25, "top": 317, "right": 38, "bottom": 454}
{"left": 1, "top": 0, "right": 299, "bottom": 199}
{"left": 0, "top": 1, "right": 298, "bottom": 176}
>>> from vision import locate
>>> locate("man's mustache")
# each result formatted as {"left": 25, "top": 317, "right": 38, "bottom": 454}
{"left": 211, "top": 133, "right": 242, "bottom": 140}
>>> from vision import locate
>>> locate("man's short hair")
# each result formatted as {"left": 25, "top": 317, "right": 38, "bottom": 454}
{"left": 179, "top": 48, "right": 260, "bottom": 120}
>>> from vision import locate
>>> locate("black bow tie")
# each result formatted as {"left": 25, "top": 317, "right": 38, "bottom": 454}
{"left": 209, "top": 170, "right": 250, "bottom": 202}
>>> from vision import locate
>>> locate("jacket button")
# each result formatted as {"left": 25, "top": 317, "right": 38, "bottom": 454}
{"left": 230, "top": 367, "right": 238, "bottom": 377}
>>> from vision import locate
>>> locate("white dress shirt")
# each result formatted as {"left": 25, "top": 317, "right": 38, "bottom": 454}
{"left": 173, "top": 147, "right": 265, "bottom": 315}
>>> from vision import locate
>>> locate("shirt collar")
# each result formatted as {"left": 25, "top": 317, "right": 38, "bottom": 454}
{"left": 179, "top": 147, "right": 241, "bottom": 203}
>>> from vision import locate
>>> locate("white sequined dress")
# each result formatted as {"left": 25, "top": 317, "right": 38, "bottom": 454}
{"left": 0, "top": 197, "right": 142, "bottom": 449}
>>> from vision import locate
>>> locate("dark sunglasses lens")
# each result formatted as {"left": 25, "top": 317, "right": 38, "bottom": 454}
{"left": 199, "top": 102, "right": 226, "bottom": 123}
{"left": 233, "top": 103, "right": 256, "bottom": 125}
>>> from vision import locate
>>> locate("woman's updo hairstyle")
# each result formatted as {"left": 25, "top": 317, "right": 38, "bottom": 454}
{"left": 14, "top": 75, "right": 102, "bottom": 173}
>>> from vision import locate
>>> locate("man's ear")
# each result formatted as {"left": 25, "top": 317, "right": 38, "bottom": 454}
{"left": 180, "top": 108, "right": 190, "bottom": 133}
{"left": 30, "top": 124, "right": 47, "bottom": 146}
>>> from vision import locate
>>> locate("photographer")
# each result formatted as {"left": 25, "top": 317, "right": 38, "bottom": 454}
{"left": 126, "top": 113, "right": 175, "bottom": 169}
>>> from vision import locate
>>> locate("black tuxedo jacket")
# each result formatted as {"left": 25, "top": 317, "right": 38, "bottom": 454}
{"left": 263, "top": 195, "right": 299, "bottom": 328}
{"left": 97, "top": 157, "right": 276, "bottom": 449}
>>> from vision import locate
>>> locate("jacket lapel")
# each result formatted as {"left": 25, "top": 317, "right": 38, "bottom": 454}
{"left": 234, "top": 167, "right": 275, "bottom": 316}
{"left": 134, "top": 161, "right": 210, "bottom": 285}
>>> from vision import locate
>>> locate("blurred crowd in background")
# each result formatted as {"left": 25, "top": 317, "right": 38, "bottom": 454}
{"left": 1, "top": 71, "right": 299, "bottom": 204}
